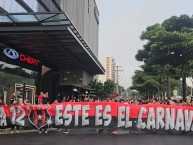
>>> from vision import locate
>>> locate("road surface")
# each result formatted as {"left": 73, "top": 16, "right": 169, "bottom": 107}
{"left": 0, "top": 129, "right": 192, "bottom": 145}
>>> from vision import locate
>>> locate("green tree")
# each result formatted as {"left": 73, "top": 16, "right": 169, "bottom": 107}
{"left": 103, "top": 80, "right": 115, "bottom": 99}
{"left": 118, "top": 85, "right": 125, "bottom": 96}
{"left": 136, "top": 14, "right": 193, "bottom": 100}
{"left": 130, "top": 69, "right": 159, "bottom": 98}
{"left": 89, "top": 79, "right": 115, "bottom": 99}
{"left": 89, "top": 79, "right": 103, "bottom": 98}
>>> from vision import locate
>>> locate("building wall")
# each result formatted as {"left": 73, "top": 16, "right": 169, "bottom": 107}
{"left": 98, "top": 56, "right": 116, "bottom": 83}
{"left": 57, "top": 69, "right": 93, "bottom": 86}
{"left": 58, "top": 0, "right": 99, "bottom": 57}
{"left": 0, "top": 0, "right": 99, "bottom": 86}
{"left": 38, "top": 0, "right": 99, "bottom": 84}
{"left": 59, "top": 69, "right": 83, "bottom": 85}
{"left": 82, "top": 70, "right": 93, "bottom": 85}
{"left": 37, "top": 0, "right": 99, "bottom": 57}
{"left": 0, "top": 0, "right": 99, "bottom": 57}
{"left": 97, "top": 57, "right": 106, "bottom": 83}
{"left": 0, "top": 0, "right": 26, "bottom": 12}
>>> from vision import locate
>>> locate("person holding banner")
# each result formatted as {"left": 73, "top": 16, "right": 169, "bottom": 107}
{"left": 10, "top": 100, "right": 21, "bottom": 134}
{"left": 190, "top": 96, "right": 193, "bottom": 106}
{"left": 10, "top": 92, "right": 16, "bottom": 105}
{"left": 17, "top": 95, "right": 23, "bottom": 106}
{"left": 0, "top": 98, "right": 5, "bottom": 105}
{"left": 39, "top": 93, "right": 49, "bottom": 134}
{"left": 38, "top": 92, "right": 43, "bottom": 104}
{"left": 42, "top": 92, "right": 49, "bottom": 104}
{"left": 10, "top": 125, "right": 20, "bottom": 134}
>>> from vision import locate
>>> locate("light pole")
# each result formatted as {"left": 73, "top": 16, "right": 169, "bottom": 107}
{"left": 190, "top": 77, "right": 193, "bottom": 96}
{"left": 115, "top": 66, "right": 123, "bottom": 93}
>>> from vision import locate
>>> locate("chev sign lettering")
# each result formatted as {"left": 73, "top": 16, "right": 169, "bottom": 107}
{"left": 3, "top": 48, "right": 39, "bottom": 66}
{"left": 20, "top": 53, "right": 38, "bottom": 66}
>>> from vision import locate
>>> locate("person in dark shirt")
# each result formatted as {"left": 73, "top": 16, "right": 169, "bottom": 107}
{"left": 10, "top": 92, "right": 16, "bottom": 105}
{"left": 190, "top": 95, "right": 193, "bottom": 106}
{"left": 0, "top": 98, "right": 5, "bottom": 105}
{"left": 10, "top": 125, "right": 20, "bottom": 134}
{"left": 61, "top": 96, "right": 67, "bottom": 102}
{"left": 39, "top": 92, "right": 49, "bottom": 134}
{"left": 42, "top": 92, "right": 49, "bottom": 104}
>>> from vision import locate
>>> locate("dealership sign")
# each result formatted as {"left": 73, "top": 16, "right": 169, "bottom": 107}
{"left": 3, "top": 48, "right": 19, "bottom": 59}
{"left": 1, "top": 103, "right": 193, "bottom": 134}
{"left": 3, "top": 48, "right": 39, "bottom": 66}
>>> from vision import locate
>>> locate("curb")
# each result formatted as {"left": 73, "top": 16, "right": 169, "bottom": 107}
{"left": 0, "top": 128, "right": 57, "bottom": 135}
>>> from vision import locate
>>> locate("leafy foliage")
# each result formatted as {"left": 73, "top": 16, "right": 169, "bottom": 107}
{"left": 130, "top": 69, "right": 158, "bottom": 98}
{"left": 89, "top": 79, "right": 115, "bottom": 99}
{"left": 134, "top": 14, "right": 193, "bottom": 99}
{"left": 103, "top": 80, "right": 115, "bottom": 99}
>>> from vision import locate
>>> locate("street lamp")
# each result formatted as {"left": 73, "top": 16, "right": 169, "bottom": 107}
{"left": 85, "top": 90, "right": 88, "bottom": 97}
{"left": 190, "top": 77, "right": 193, "bottom": 96}
{"left": 73, "top": 87, "right": 78, "bottom": 92}
{"left": 132, "top": 90, "right": 138, "bottom": 100}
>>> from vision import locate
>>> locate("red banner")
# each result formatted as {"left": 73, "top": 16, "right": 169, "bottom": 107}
{"left": 0, "top": 103, "right": 193, "bottom": 134}
{"left": 110, "top": 92, "right": 119, "bottom": 99}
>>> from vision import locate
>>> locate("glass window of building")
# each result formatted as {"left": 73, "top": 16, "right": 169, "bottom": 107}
{"left": 0, "top": 61, "right": 38, "bottom": 104}
{"left": 0, "top": 0, "right": 27, "bottom": 13}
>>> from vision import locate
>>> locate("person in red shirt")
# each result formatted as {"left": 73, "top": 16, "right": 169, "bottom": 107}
{"left": 24, "top": 99, "right": 29, "bottom": 105}
{"left": 38, "top": 92, "right": 43, "bottom": 104}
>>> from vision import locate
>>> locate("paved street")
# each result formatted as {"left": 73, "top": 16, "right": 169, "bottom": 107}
{"left": 0, "top": 129, "right": 193, "bottom": 145}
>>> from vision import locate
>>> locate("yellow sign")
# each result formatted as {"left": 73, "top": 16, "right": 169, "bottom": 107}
{"left": 173, "top": 90, "right": 177, "bottom": 96}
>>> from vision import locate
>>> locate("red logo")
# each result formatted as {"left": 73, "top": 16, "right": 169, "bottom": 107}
{"left": 20, "top": 53, "right": 39, "bottom": 66}
{"left": 28, "top": 105, "right": 52, "bottom": 129}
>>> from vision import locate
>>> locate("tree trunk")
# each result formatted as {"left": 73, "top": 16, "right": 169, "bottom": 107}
{"left": 158, "top": 77, "right": 161, "bottom": 98}
{"left": 162, "top": 91, "right": 165, "bottom": 101}
{"left": 167, "top": 76, "right": 169, "bottom": 98}
{"left": 147, "top": 88, "right": 149, "bottom": 99}
{"left": 182, "top": 77, "right": 186, "bottom": 101}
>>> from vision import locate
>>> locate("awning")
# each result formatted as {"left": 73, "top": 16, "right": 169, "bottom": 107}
{"left": 72, "top": 84, "right": 95, "bottom": 91}
{"left": 0, "top": 12, "right": 105, "bottom": 74}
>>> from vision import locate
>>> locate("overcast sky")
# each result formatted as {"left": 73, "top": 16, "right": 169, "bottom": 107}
{"left": 95, "top": 0, "right": 193, "bottom": 89}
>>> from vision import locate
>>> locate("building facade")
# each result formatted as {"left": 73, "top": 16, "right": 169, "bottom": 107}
{"left": 0, "top": 0, "right": 104, "bottom": 104}
{"left": 98, "top": 56, "right": 116, "bottom": 83}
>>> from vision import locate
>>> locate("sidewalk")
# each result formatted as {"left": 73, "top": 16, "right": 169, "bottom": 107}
{"left": 0, "top": 128, "right": 57, "bottom": 135}
{"left": 0, "top": 128, "right": 145, "bottom": 135}
{"left": 0, "top": 128, "right": 108, "bottom": 135}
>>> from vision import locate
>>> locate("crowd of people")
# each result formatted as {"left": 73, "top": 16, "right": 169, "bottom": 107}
{"left": 0, "top": 91, "right": 49, "bottom": 134}
{"left": 53, "top": 95, "right": 193, "bottom": 107}
{"left": 3, "top": 91, "right": 193, "bottom": 107}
